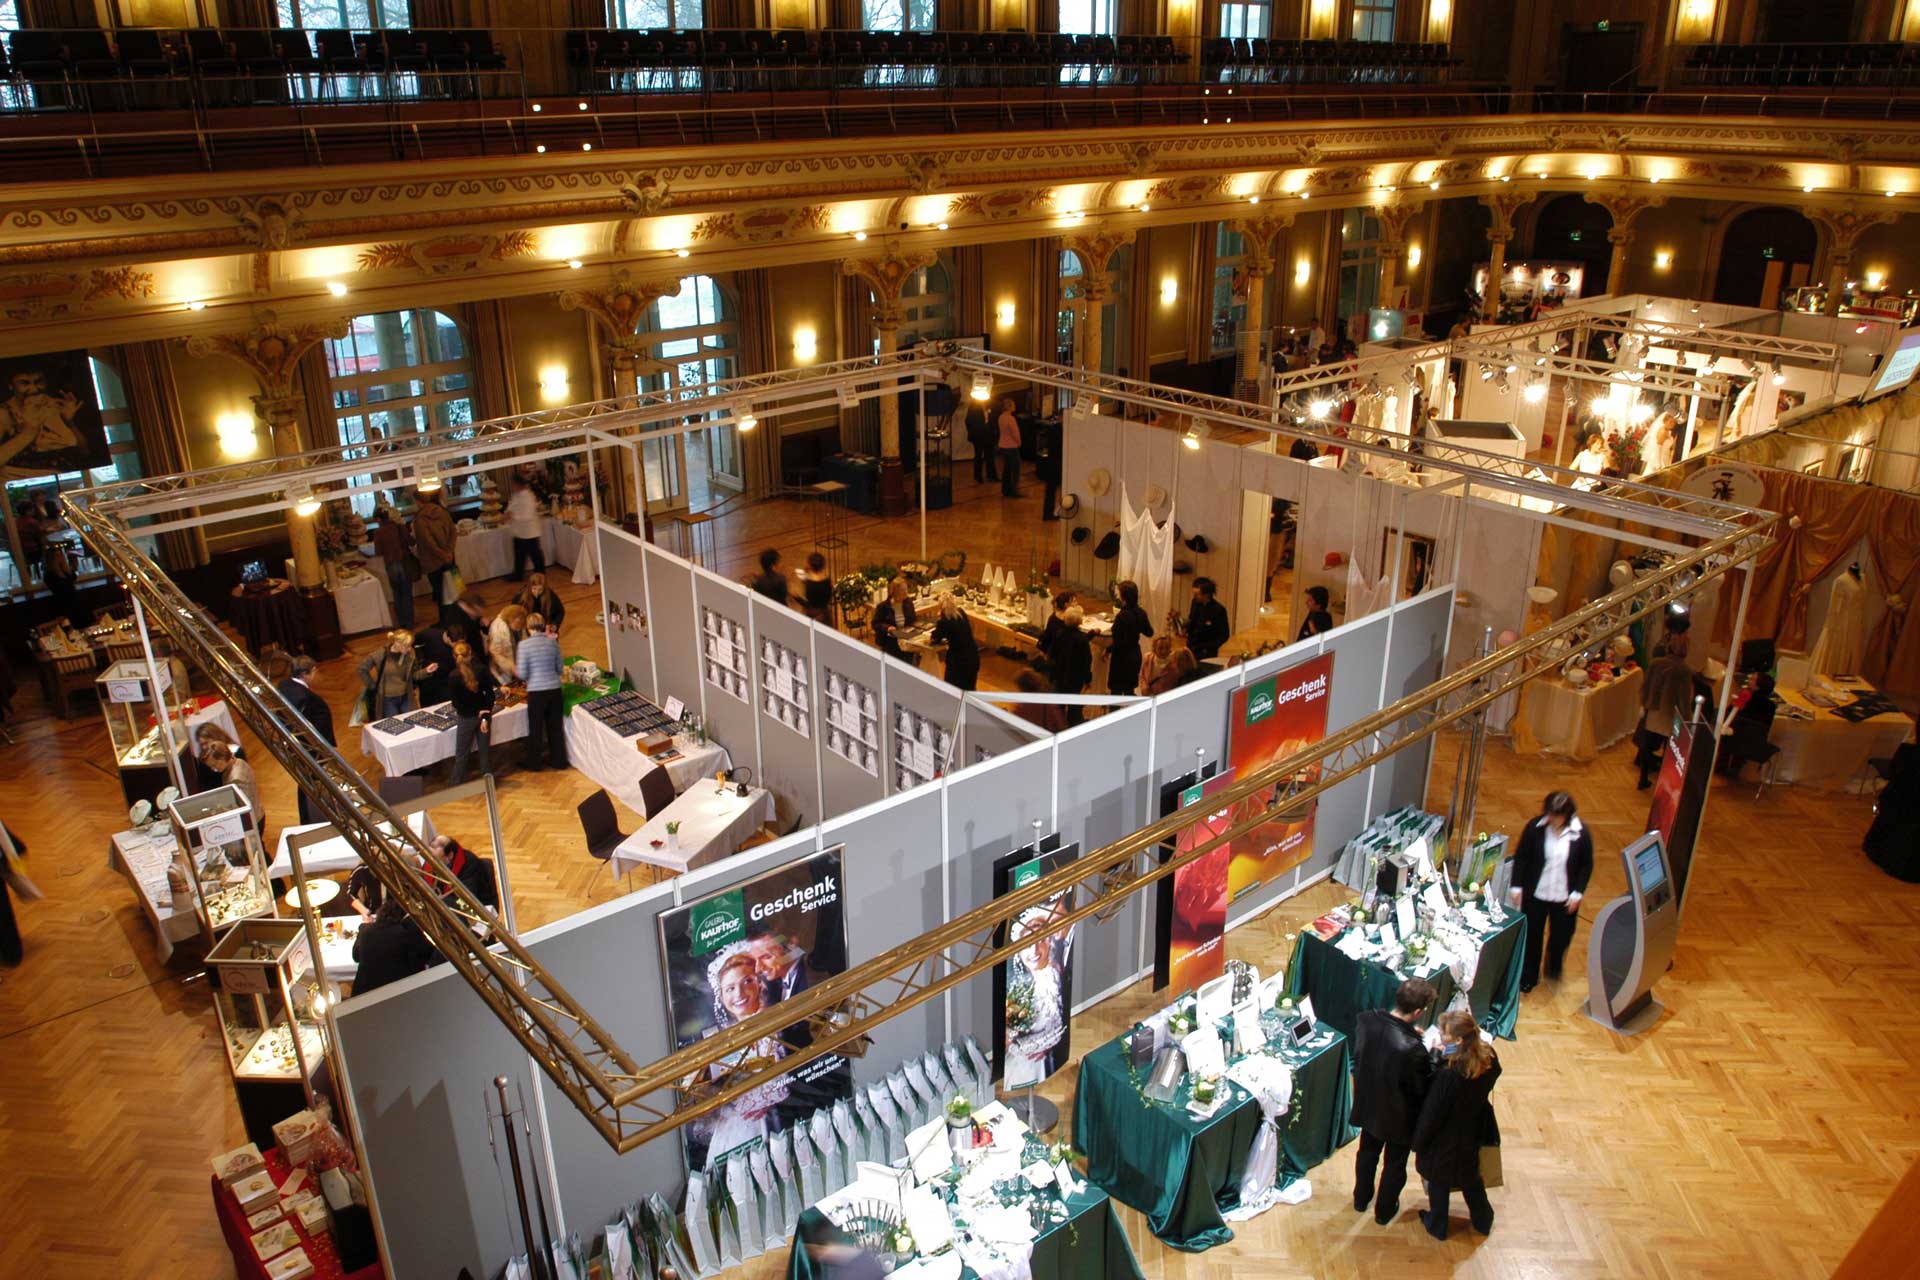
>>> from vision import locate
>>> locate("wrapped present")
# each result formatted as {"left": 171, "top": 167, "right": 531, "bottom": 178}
{"left": 265, "top": 1246, "right": 315, "bottom": 1280}
{"left": 273, "top": 1109, "right": 326, "bottom": 1167}
{"left": 212, "top": 1142, "right": 266, "bottom": 1185}
{"left": 231, "top": 1170, "right": 279, "bottom": 1214}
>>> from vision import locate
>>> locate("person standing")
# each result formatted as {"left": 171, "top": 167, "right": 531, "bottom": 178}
{"left": 931, "top": 593, "right": 979, "bottom": 691}
{"left": 966, "top": 399, "right": 997, "bottom": 483}
{"left": 1350, "top": 977, "right": 1436, "bottom": 1226}
{"left": 751, "top": 548, "right": 790, "bottom": 605}
{"left": 370, "top": 500, "right": 418, "bottom": 630}
{"left": 513, "top": 569, "right": 566, "bottom": 629}
{"left": 872, "top": 578, "right": 916, "bottom": 664}
{"left": 517, "top": 613, "right": 567, "bottom": 772}
{"left": 358, "top": 629, "right": 435, "bottom": 719}
{"left": 202, "top": 740, "right": 265, "bottom": 834}
{"left": 1047, "top": 604, "right": 1093, "bottom": 726}
{"left": 1507, "top": 790, "right": 1594, "bottom": 992}
{"left": 411, "top": 488, "right": 457, "bottom": 619}
{"left": 13, "top": 500, "right": 44, "bottom": 579}
{"left": 798, "top": 552, "right": 834, "bottom": 623}
{"left": 413, "top": 617, "right": 458, "bottom": 707}
{"left": 446, "top": 640, "right": 497, "bottom": 785}
{"left": 1412, "top": 1011, "right": 1501, "bottom": 1240}
{"left": 1036, "top": 416, "right": 1062, "bottom": 520}
{"left": 276, "top": 655, "right": 335, "bottom": 825}
{"left": 1297, "top": 585, "right": 1334, "bottom": 640}
{"left": 1184, "top": 577, "right": 1230, "bottom": 661}
{"left": 996, "top": 397, "right": 1022, "bottom": 497}
{"left": 506, "top": 473, "right": 545, "bottom": 582}
{"left": 1636, "top": 635, "right": 1695, "bottom": 789}
{"left": 488, "top": 604, "right": 527, "bottom": 684}
{"left": 1106, "top": 580, "right": 1152, "bottom": 695}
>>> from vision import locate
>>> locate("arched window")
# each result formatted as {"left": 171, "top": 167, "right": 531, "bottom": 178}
{"left": 1351, "top": 0, "right": 1395, "bottom": 41}
{"left": 875, "top": 256, "right": 955, "bottom": 352}
{"left": 1212, "top": 223, "right": 1249, "bottom": 356}
{"left": 1058, "top": 244, "right": 1132, "bottom": 377}
{"left": 635, "top": 275, "right": 742, "bottom": 503}
{"left": 324, "top": 308, "right": 474, "bottom": 516}
{"left": 277, "top": 0, "right": 410, "bottom": 27}
{"left": 1220, "top": 0, "right": 1270, "bottom": 39}
{"left": 1338, "top": 209, "right": 1383, "bottom": 323}
{"left": 1, "top": 354, "right": 142, "bottom": 595}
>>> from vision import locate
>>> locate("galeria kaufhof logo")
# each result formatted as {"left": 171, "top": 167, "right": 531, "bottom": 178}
{"left": 689, "top": 890, "right": 747, "bottom": 955}
{"left": 1246, "top": 678, "right": 1277, "bottom": 726}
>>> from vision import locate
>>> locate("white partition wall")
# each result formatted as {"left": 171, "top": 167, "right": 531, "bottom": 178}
{"left": 338, "top": 539, "right": 1457, "bottom": 1280}
{"left": 599, "top": 525, "right": 656, "bottom": 700}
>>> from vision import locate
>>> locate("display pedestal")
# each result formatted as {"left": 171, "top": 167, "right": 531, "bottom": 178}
{"left": 300, "top": 586, "right": 344, "bottom": 661}
{"left": 1005, "top": 1087, "right": 1059, "bottom": 1136}
{"left": 878, "top": 457, "right": 909, "bottom": 516}
{"left": 1583, "top": 993, "right": 1664, "bottom": 1036}
{"left": 118, "top": 745, "right": 190, "bottom": 808}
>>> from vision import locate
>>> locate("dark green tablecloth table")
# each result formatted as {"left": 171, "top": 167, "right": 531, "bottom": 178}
{"left": 786, "top": 1177, "right": 1142, "bottom": 1280}
{"left": 1284, "top": 912, "right": 1527, "bottom": 1041}
{"left": 1071, "top": 1030, "right": 1354, "bottom": 1252}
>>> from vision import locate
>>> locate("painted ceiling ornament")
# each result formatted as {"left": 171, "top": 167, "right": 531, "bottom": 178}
{"left": 1124, "top": 142, "right": 1157, "bottom": 179}
{"left": 842, "top": 249, "right": 937, "bottom": 310}
{"left": 948, "top": 189, "right": 1055, "bottom": 220}
{"left": 558, "top": 269, "right": 683, "bottom": 341}
{"left": 356, "top": 231, "right": 537, "bottom": 276}
{"left": 905, "top": 154, "right": 944, "bottom": 195}
{"left": 1145, "top": 174, "right": 1229, "bottom": 205}
{"left": 184, "top": 309, "right": 350, "bottom": 399}
{"left": 617, "top": 175, "right": 673, "bottom": 216}
{"left": 222, "top": 196, "right": 308, "bottom": 252}
{"left": 1807, "top": 205, "right": 1896, "bottom": 255}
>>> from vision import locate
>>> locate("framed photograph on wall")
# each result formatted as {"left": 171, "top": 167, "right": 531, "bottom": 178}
{"left": 1379, "top": 527, "right": 1437, "bottom": 601}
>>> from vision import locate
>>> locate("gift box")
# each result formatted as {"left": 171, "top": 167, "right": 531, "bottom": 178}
{"left": 246, "top": 1204, "right": 286, "bottom": 1231}
{"left": 231, "top": 1170, "right": 280, "bottom": 1214}
{"left": 212, "top": 1142, "right": 266, "bottom": 1185}
{"left": 251, "top": 1220, "right": 301, "bottom": 1262}
{"left": 265, "top": 1246, "right": 316, "bottom": 1280}
{"left": 273, "top": 1110, "right": 326, "bottom": 1167}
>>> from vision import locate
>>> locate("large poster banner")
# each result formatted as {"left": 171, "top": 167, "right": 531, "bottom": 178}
{"left": 1155, "top": 767, "right": 1237, "bottom": 995}
{"left": 1647, "top": 718, "right": 1710, "bottom": 907}
{"left": 658, "top": 846, "right": 851, "bottom": 1169}
{"left": 1226, "top": 653, "right": 1335, "bottom": 900}
{"left": 989, "top": 839, "right": 1081, "bottom": 1088}
{"left": 0, "top": 349, "right": 109, "bottom": 479}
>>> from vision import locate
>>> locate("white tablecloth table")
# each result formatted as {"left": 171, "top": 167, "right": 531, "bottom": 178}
{"left": 269, "top": 811, "right": 438, "bottom": 879}
{"left": 610, "top": 785, "right": 775, "bottom": 878}
{"left": 1772, "top": 682, "right": 1917, "bottom": 791}
{"left": 564, "top": 709, "right": 730, "bottom": 816}
{"left": 1523, "top": 668, "right": 1645, "bottom": 762}
{"left": 108, "top": 827, "right": 200, "bottom": 963}
{"left": 359, "top": 700, "right": 530, "bottom": 776}
{"left": 332, "top": 570, "right": 395, "bottom": 636}
{"left": 454, "top": 525, "right": 516, "bottom": 584}
{"left": 548, "top": 519, "right": 599, "bottom": 586}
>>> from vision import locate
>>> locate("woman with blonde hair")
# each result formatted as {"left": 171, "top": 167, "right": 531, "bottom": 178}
{"left": 1411, "top": 1011, "right": 1501, "bottom": 1240}
{"left": 202, "top": 740, "right": 265, "bottom": 833}
{"left": 1146, "top": 644, "right": 1197, "bottom": 695}
{"left": 1137, "top": 633, "right": 1175, "bottom": 693}
{"left": 930, "top": 591, "right": 979, "bottom": 690}
{"left": 358, "top": 629, "right": 437, "bottom": 719}
{"left": 447, "top": 639, "right": 498, "bottom": 785}
{"left": 488, "top": 604, "right": 528, "bottom": 684}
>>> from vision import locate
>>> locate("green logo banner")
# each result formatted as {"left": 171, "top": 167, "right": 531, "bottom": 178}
{"left": 689, "top": 890, "right": 747, "bottom": 955}
{"left": 1246, "top": 676, "right": 1277, "bottom": 726}
{"left": 1012, "top": 859, "right": 1042, "bottom": 890}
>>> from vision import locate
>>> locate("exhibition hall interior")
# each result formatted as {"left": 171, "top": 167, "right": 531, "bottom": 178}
{"left": 5, "top": 0, "right": 1920, "bottom": 1276}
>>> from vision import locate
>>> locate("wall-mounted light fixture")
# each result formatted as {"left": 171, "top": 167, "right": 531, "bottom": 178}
{"left": 1159, "top": 277, "right": 1179, "bottom": 306}
{"left": 538, "top": 364, "right": 570, "bottom": 405}
{"left": 1654, "top": 250, "right": 1674, "bottom": 270}
{"left": 1294, "top": 258, "right": 1312, "bottom": 286}
{"left": 325, "top": 281, "right": 348, "bottom": 298}
{"left": 216, "top": 412, "right": 257, "bottom": 459}
{"left": 996, "top": 301, "right": 1017, "bottom": 328}
{"left": 970, "top": 372, "right": 993, "bottom": 402}
{"left": 287, "top": 481, "right": 321, "bottom": 517}
{"left": 1407, "top": 244, "right": 1423, "bottom": 269}
{"left": 793, "top": 325, "right": 818, "bottom": 362}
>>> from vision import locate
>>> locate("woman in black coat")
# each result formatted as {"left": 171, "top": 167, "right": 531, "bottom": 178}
{"left": 1412, "top": 1011, "right": 1501, "bottom": 1240}
{"left": 1048, "top": 605, "right": 1094, "bottom": 726}
{"left": 930, "top": 594, "right": 980, "bottom": 691}
{"left": 1506, "top": 790, "right": 1594, "bottom": 992}
{"left": 350, "top": 900, "right": 438, "bottom": 997}
{"left": 1106, "top": 580, "right": 1153, "bottom": 696}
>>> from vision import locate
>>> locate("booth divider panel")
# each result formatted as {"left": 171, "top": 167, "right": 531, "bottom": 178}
{"left": 882, "top": 658, "right": 965, "bottom": 798}
{"left": 1148, "top": 665, "right": 1238, "bottom": 787}
{"left": 1057, "top": 411, "right": 1120, "bottom": 591}
{"left": 1053, "top": 703, "right": 1155, "bottom": 1002}
{"left": 641, "top": 545, "right": 700, "bottom": 722}
{"left": 689, "top": 574, "right": 762, "bottom": 793}
{"left": 747, "top": 597, "right": 825, "bottom": 830}
{"left": 811, "top": 630, "right": 888, "bottom": 821}
{"left": 597, "top": 526, "right": 655, "bottom": 700}
{"left": 957, "top": 697, "right": 1044, "bottom": 768}
{"left": 1369, "top": 587, "right": 1455, "bottom": 819}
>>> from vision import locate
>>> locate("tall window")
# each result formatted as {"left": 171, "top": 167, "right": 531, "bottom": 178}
{"left": 1220, "top": 0, "right": 1270, "bottom": 39}
{"left": 0, "top": 2, "right": 17, "bottom": 31}
{"left": 1338, "top": 209, "right": 1382, "bottom": 324}
{"left": 608, "top": 0, "right": 705, "bottom": 29}
{"left": 1, "top": 356, "right": 143, "bottom": 597}
{"left": 325, "top": 309, "right": 474, "bottom": 517}
{"left": 1351, "top": 0, "right": 1395, "bottom": 41}
{"left": 276, "top": 0, "right": 411, "bottom": 26}
{"left": 896, "top": 257, "right": 955, "bottom": 349}
{"left": 1212, "top": 224, "right": 1248, "bottom": 356}
{"left": 636, "top": 275, "right": 742, "bottom": 497}
{"left": 861, "top": 0, "right": 935, "bottom": 31}
{"left": 1058, "top": 245, "right": 1133, "bottom": 378}
{"left": 1058, "top": 0, "right": 1117, "bottom": 82}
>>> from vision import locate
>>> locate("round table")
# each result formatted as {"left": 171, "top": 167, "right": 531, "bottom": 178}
{"left": 228, "top": 579, "right": 308, "bottom": 654}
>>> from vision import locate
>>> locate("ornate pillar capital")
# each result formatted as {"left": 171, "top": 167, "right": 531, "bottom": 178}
{"left": 1478, "top": 191, "right": 1536, "bottom": 242}
{"left": 1585, "top": 189, "right": 1665, "bottom": 237}
{"left": 1371, "top": 201, "right": 1423, "bottom": 248}
{"left": 1808, "top": 206, "right": 1896, "bottom": 257}
{"left": 185, "top": 311, "right": 349, "bottom": 401}
{"left": 558, "top": 269, "right": 684, "bottom": 343}
{"left": 841, "top": 250, "right": 938, "bottom": 310}
{"left": 1062, "top": 227, "right": 1136, "bottom": 278}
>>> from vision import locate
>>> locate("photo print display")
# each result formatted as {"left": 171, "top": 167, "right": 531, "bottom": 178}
{"left": 0, "top": 348, "right": 109, "bottom": 479}
{"left": 701, "top": 606, "right": 749, "bottom": 703}
{"left": 758, "top": 637, "right": 812, "bottom": 739}
{"left": 890, "top": 701, "right": 951, "bottom": 792}
{"left": 1225, "top": 653, "right": 1335, "bottom": 901}
{"left": 822, "top": 667, "right": 880, "bottom": 777}
{"left": 990, "top": 839, "right": 1081, "bottom": 1088}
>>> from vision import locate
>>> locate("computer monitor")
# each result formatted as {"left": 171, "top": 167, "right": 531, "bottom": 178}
{"left": 1623, "top": 831, "right": 1672, "bottom": 914}
{"left": 1863, "top": 326, "right": 1920, "bottom": 402}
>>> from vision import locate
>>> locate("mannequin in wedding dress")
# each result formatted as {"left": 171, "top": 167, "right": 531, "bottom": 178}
{"left": 1808, "top": 564, "right": 1869, "bottom": 677}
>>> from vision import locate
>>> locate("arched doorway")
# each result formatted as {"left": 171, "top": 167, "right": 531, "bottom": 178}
{"left": 1528, "top": 194, "right": 1613, "bottom": 291}
{"left": 1712, "top": 207, "right": 1818, "bottom": 309}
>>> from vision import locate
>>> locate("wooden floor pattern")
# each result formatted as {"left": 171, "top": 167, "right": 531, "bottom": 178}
{"left": 2, "top": 477, "right": 1917, "bottom": 1278}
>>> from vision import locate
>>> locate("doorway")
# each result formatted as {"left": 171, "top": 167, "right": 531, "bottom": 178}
{"left": 1712, "top": 208, "right": 1818, "bottom": 309}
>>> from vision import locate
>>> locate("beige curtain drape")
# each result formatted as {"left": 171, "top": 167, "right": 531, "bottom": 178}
{"left": 408, "top": 0, "right": 457, "bottom": 28}
{"left": 938, "top": 0, "right": 989, "bottom": 29}
{"left": 116, "top": 341, "right": 208, "bottom": 572}
{"left": 464, "top": 299, "right": 521, "bottom": 424}
{"left": 828, "top": 0, "right": 862, "bottom": 29}
{"left": 297, "top": 345, "right": 334, "bottom": 457}
{"left": 1186, "top": 221, "right": 1218, "bottom": 365}
{"left": 1126, "top": 233, "right": 1150, "bottom": 379}
{"left": 1034, "top": 0, "right": 1059, "bottom": 32}
{"left": 23, "top": 0, "right": 98, "bottom": 25}
{"left": 737, "top": 269, "right": 781, "bottom": 493}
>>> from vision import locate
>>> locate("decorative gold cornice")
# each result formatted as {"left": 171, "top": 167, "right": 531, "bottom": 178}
{"left": 1480, "top": 190, "right": 1536, "bottom": 241}
{"left": 556, "top": 269, "right": 683, "bottom": 344}
{"left": 842, "top": 250, "right": 938, "bottom": 323}
{"left": 1062, "top": 227, "right": 1135, "bottom": 277}
{"left": 1371, "top": 201, "right": 1423, "bottom": 246}
{"left": 184, "top": 312, "right": 350, "bottom": 401}
{"left": 1807, "top": 206, "right": 1898, "bottom": 256}
{"left": 0, "top": 265, "right": 154, "bottom": 323}
{"left": 357, "top": 231, "right": 537, "bottom": 276}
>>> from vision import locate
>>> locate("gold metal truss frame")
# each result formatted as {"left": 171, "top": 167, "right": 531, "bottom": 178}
{"left": 63, "top": 349, "right": 1772, "bottom": 1155}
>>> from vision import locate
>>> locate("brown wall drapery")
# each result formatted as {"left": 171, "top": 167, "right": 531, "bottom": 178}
{"left": 951, "top": 244, "right": 986, "bottom": 340}
{"left": 1125, "top": 230, "right": 1150, "bottom": 378}
{"left": 117, "top": 341, "right": 209, "bottom": 572}
{"left": 835, "top": 271, "right": 871, "bottom": 451}
{"left": 1864, "top": 495, "right": 1920, "bottom": 694}
{"left": 463, "top": 299, "right": 521, "bottom": 424}
{"left": 1185, "top": 220, "right": 1218, "bottom": 365}
{"left": 1028, "top": 237, "right": 1061, "bottom": 368}
{"left": 736, "top": 268, "right": 781, "bottom": 493}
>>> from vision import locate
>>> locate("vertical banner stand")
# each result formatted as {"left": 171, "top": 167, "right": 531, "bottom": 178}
{"left": 1009, "top": 818, "right": 1060, "bottom": 1136}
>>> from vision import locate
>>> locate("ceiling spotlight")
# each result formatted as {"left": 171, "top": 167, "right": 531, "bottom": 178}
{"left": 1138, "top": 204, "right": 1150, "bottom": 213}
{"left": 1523, "top": 381, "right": 1548, "bottom": 404}
{"left": 1182, "top": 423, "right": 1209, "bottom": 450}
{"left": 566, "top": 259, "right": 583, "bottom": 269}
{"left": 937, "top": 221, "right": 950, "bottom": 230}
{"left": 1429, "top": 181, "right": 1440, "bottom": 191}
{"left": 286, "top": 482, "right": 321, "bottom": 517}
{"left": 854, "top": 230, "right": 868, "bottom": 241}
{"left": 577, "top": 101, "right": 588, "bottom": 111}
{"left": 1803, "top": 184, "right": 1814, "bottom": 193}
{"left": 1888, "top": 190, "right": 1899, "bottom": 198}
{"left": 1501, "top": 175, "right": 1512, "bottom": 183}
{"left": 970, "top": 372, "right": 993, "bottom": 402}
{"left": 1504, "top": 363, "right": 1518, "bottom": 375}
{"left": 1479, "top": 366, "right": 1494, "bottom": 381}
{"left": 536, "top": 144, "right": 546, "bottom": 153}
{"left": 1299, "top": 190, "right": 1309, "bottom": 200}
{"left": 737, "top": 408, "right": 758, "bottom": 432}
{"left": 581, "top": 142, "right": 592, "bottom": 151}
{"left": 1496, "top": 375, "right": 1511, "bottom": 395}
{"left": 532, "top": 103, "right": 542, "bottom": 112}
{"left": 1649, "top": 175, "right": 1662, "bottom": 183}
{"left": 185, "top": 299, "right": 206, "bottom": 311}
{"left": 1308, "top": 398, "right": 1333, "bottom": 420}
{"left": 1248, "top": 195, "right": 1260, "bottom": 205}
{"left": 325, "top": 281, "right": 347, "bottom": 298}
{"left": 1771, "top": 364, "right": 1785, "bottom": 385}
{"left": 414, "top": 463, "right": 441, "bottom": 493}
{"left": 675, "top": 247, "right": 691, "bottom": 258}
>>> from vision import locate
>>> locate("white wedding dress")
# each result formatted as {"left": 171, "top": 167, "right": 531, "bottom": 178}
{"left": 1809, "top": 570, "right": 1869, "bottom": 677}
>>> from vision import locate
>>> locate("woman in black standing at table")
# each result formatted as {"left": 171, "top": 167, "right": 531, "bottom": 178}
{"left": 1048, "top": 605, "right": 1094, "bottom": 726}
{"left": 1412, "top": 1010, "right": 1501, "bottom": 1240}
{"left": 446, "top": 640, "right": 498, "bottom": 786}
{"left": 799, "top": 552, "right": 834, "bottom": 624}
{"left": 1107, "top": 580, "right": 1153, "bottom": 696}
{"left": 872, "top": 578, "right": 916, "bottom": 664}
{"left": 1506, "top": 790, "right": 1593, "bottom": 993}
{"left": 930, "top": 593, "right": 980, "bottom": 691}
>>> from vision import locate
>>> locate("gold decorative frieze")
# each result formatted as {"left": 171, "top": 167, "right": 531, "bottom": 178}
{"left": 356, "top": 231, "right": 537, "bottom": 275}
{"left": 692, "top": 205, "right": 832, "bottom": 243}
{"left": 0, "top": 266, "right": 154, "bottom": 322}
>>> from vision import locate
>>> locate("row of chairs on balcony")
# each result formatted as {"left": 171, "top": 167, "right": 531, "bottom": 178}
{"left": 1200, "top": 38, "right": 1455, "bottom": 84}
{"left": 566, "top": 28, "right": 1189, "bottom": 92}
{"left": 1, "top": 27, "right": 510, "bottom": 110}
{"left": 1678, "top": 42, "right": 1920, "bottom": 88}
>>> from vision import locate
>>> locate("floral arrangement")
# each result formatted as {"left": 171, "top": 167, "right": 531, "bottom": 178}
{"left": 315, "top": 509, "right": 356, "bottom": 561}
{"left": 665, "top": 820, "right": 681, "bottom": 836}
{"left": 1604, "top": 426, "right": 1647, "bottom": 476}
{"left": 1167, "top": 1004, "right": 1197, "bottom": 1038}
{"left": 1191, "top": 1074, "right": 1219, "bottom": 1106}
{"left": 1005, "top": 971, "right": 1036, "bottom": 1035}
{"left": 944, "top": 1092, "right": 974, "bottom": 1123}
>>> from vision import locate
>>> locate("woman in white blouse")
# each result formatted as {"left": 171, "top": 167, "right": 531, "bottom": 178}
{"left": 1507, "top": 791, "right": 1594, "bottom": 993}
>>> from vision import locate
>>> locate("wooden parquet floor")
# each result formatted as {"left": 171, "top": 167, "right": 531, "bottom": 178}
{"left": 2, "top": 478, "right": 1917, "bottom": 1278}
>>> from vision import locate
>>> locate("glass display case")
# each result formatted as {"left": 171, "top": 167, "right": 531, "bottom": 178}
{"left": 97, "top": 658, "right": 190, "bottom": 807}
{"left": 206, "top": 917, "right": 328, "bottom": 1091}
{"left": 168, "top": 784, "right": 272, "bottom": 940}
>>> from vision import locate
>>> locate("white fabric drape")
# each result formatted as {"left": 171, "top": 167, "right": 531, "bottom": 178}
{"left": 1119, "top": 484, "right": 1177, "bottom": 631}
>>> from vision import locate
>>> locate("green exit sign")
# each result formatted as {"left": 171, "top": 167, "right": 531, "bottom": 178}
{"left": 1596, "top": 19, "right": 1611, "bottom": 30}
{"left": 1762, "top": 247, "right": 1777, "bottom": 260}
{"left": 1569, "top": 230, "right": 1584, "bottom": 243}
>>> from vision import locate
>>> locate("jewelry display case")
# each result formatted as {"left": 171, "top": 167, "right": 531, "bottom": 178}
{"left": 206, "top": 917, "right": 329, "bottom": 1089}
{"left": 169, "top": 783, "right": 272, "bottom": 941}
{"left": 98, "top": 658, "right": 192, "bottom": 807}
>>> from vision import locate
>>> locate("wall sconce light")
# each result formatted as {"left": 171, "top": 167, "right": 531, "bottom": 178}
{"left": 1294, "top": 259, "right": 1312, "bottom": 286}
{"left": 793, "top": 325, "right": 818, "bottom": 362}
{"left": 286, "top": 481, "right": 321, "bottom": 517}
{"left": 1407, "top": 244, "right": 1423, "bottom": 269}
{"left": 216, "top": 412, "right": 256, "bottom": 459}
{"left": 1654, "top": 250, "right": 1673, "bottom": 270}
{"left": 185, "top": 299, "right": 207, "bottom": 312}
{"left": 538, "top": 363, "right": 570, "bottom": 404}
{"left": 996, "top": 301, "right": 1017, "bottom": 328}
{"left": 1159, "top": 277, "right": 1179, "bottom": 306}
{"left": 1867, "top": 270, "right": 1887, "bottom": 290}
{"left": 737, "top": 406, "right": 759, "bottom": 432}
{"left": 970, "top": 372, "right": 993, "bottom": 402}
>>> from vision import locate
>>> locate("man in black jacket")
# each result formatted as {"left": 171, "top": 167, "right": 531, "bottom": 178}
{"left": 350, "top": 900, "right": 439, "bottom": 997}
{"left": 275, "top": 655, "right": 335, "bottom": 825}
{"left": 1350, "top": 977, "right": 1436, "bottom": 1225}
{"left": 1185, "top": 577, "right": 1230, "bottom": 661}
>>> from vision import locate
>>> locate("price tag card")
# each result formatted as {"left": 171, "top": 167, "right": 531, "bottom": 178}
{"left": 910, "top": 740, "right": 936, "bottom": 777}
{"left": 1181, "top": 1028, "right": 1227, "bottom": 1079}
{"left": 664, "top": 696, "right": 684, "bottom": 721}
{"left": 1395, "top": 895, "right": 1416, "bottom": 941}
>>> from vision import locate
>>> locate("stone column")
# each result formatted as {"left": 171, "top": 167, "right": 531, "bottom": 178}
{"left": 1478, "top": 192, "right": 1536, "bottom": 322}
{"left": 1585, "top": 191, "right": 1665, "bottom": 298}
{"left": 1372, "top": 202, "right": 1422, "bottom": 309}
{"left": 1061, "top": 227, "right": 1136, "bottom": 414}
{"left": 1225, "top": 214, "right": 1292, "bottom": 398}
{"left": 843, "top": 251, "right": 936, "bottom": 517}
{"left": 1807, "top": 208, "right": 1897, "bottom": 317}
{"left": 187, "top": 313, "right": 350, "bottom": 658}
{"left": 560, "top": 271, "right": 684, "bottom": 523}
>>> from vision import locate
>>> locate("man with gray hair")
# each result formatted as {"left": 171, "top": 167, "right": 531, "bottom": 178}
{"left": 276, "top": 654, "right": 336, "bottom": 823}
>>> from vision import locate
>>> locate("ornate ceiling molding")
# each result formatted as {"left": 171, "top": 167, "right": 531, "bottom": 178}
{"left": 0, "top": 265, "right": 155, "bottom": 323}
{"left": 357, "top": 231, "right": 538, "bottom": 276}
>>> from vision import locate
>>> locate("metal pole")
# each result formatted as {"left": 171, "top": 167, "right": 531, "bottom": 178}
{"left": 284, "top": 830, "right": 336, "bottom": 1113}
{"left": 131, "top": 594, "right": 190, "bottom": 797}
{"left": 919, "top": 381, "right": 929, "bottom": 563}
{"left": 1688, "top": 556, "right": 1754, "bottom": 923}
{"left": 494, "top": 1075, "right": 552, "bottom": 1280}
{"left": 1455, "top": 625, "right": 1495, "bottom": 868}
